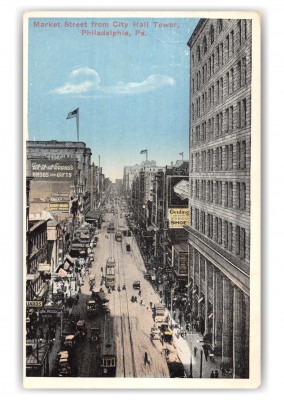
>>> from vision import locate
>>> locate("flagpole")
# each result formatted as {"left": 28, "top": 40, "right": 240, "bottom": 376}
{"left": 76, "top": 109, "right": 79, "bottom": 142}
{"left": 146, "top": 150, "right": 148, "bottom": 162}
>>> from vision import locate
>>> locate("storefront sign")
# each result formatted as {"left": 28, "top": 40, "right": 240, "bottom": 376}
{"left": 26, "top": 301, "right": 43, "bottom": 308}
{"left": 168, "top": 208, "right": 190, "bottom": 229}
{"left": 30, "top": 159, "right": 74, "bottom": 181}
{"left": 179, "top": 253, "right": 188, "bottom": 275}
{"left": 49, "top": 202, "right": 70, "bottom": 212}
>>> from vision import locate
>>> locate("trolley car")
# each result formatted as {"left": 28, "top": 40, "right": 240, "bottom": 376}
{"left": 105, "top": 257, "right": 116, "bottom": 288}
{"left": 115, "top": 231, "right": 123, "bottom": 242}
{"left": 100, "top": 316, "right": 116, "bottom": 377}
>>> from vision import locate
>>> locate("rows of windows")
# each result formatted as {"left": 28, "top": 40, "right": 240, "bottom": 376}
{"left": 30, "top": 230, "right": 47, "bottom": 254}
{"left": 191, "top": 140, "right": 247, "bottom": 172}
{"left": 193, "top": 46, "right": 248, "bottom": 96}
{"left": 190, "top": 206, "right": 248, "bottom": 259}
{"left": 192, "top": 19, "right": 249, "bottom": 68}
{"left": 191, "top": 98, "right": 248, "bottom": 146}
{"left": 190, "top": 179, "right": 247, "bottom": 211}
{"left": 192, "top": 66, "right": 249, "bottom": 124}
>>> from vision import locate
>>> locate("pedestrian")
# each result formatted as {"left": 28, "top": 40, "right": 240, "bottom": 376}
{"left": 150, "top": 301, "right": 153, "bottom": 309}
{"left": 194, "top": 346, "right": 198, "bottom": 357}
{"left": 210, "top": 370, "right": 215, "bottom": 378}
{"left": 214, "top": 370, "right": 219, "bottom": 378}
{"left": 204, "top": 348, "right": 208, "bottom": 361}
{"left": 144, "top": 351, "right": 149, "bottom": 366}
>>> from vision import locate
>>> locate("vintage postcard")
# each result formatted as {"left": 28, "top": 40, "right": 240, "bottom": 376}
{"left": 23, "top": 11, "right": 261, "bottom": 389}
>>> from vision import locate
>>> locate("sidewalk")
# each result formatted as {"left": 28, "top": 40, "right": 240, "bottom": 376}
{"left": 168, "top": 310, "right": 226, "bottom": 379}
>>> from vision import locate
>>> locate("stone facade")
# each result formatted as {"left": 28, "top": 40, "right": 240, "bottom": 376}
{"left": 187, "top": 18, "right": 252, "bottom": 378}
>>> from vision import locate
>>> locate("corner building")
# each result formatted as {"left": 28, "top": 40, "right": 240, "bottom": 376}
{"left": 187, "top": 19, "right": 251, "bottom": 378}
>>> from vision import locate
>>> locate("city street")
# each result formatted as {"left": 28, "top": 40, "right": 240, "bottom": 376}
{"left": 73, "top": 207, "right": 169, "bottom": 377}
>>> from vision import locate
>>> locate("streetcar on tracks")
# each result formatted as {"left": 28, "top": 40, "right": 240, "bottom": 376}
{"left": 107, "top": 222, "right": 115, "bottom": 234}
{"left": 115, "top": 230, "right": 123, "bottom": 242}
{"left": 100, "top": 316, "right": 116, "bottom": 377}
{"left": 105, "top": 257, "right": 116, "bottom": 288}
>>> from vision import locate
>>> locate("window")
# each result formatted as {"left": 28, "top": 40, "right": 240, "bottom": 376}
{"left": 241, "top": 98, "right": 247, "bottom": 127}
{"left": 197, "top": 45, "right": 201, "bottom": 61}
{"left": 192, "top": 54, "right": 195, "bottom": 66}
{"left": 220, "top": 77, "right": 224, "bottom": 101}
{"left": 231, "top": 30, "right": 235, "bottom": 54}
{"left": 210, "top": 24, "right": 215, "bottom": 44}
{"left": 235, "top": 225, "right": 240, "bottom": 255}
{"left": 237, "top": 60, "right": 241, "bottom": 88}
{"left": 195, "top": 208, "right": 200, "bottom": 230}
{"left": 226, "top": 72, "right": 230, "bottom": 95}
{"left": 244, "top": 19, "right": 248, "bottom": 40}
{"left": 217, "top": 80, "right": 220, "bottom": 102}
{"left": 240, "top": 228, "right": 246, "bottom": 259}
{"left": 224, "top": 221, "right": 228, "bottom": 248}
{"left": 228, "top": 182, "right": 233, "bottom": 207}
{"left": 240, "top": 182, "right": 246, "bottom": 210}
{"left": 237, "top": 101, "right": 241, "bottom": 128}
{"left": 237, "top": 20, "right": 242, "bottom": 46}
{"left": 228, "top": 144, "right": 233, "bottom": 170}
{"left": 191, "top": 103, "right": 195, "bottom": 121}
{"left": 228, "top": 223, "right": 233, "bottom": 251}
{"left": 225, "top": 108, "right": 229, "bottom": 133}
{"left": 226, "top": 35, "right": 230, "bottom": 59}
{"left": 240, "top": 140, "right": 247, "bottom": 169}
{"left": 218, "top": 181, "right": 222, "bottom": 205}
{"left": 236, "top": 182, "right": 240, "bottom": 209}
{"left": 217, "top": 46, "right": 220, "bottom": 67}
{"left": 217, "top": 19, "right": 223, "bottom": 33}
{"left": 230, "top": 68, "right": 234, "bottom": 93}
{"left": 201, "top": 211, "right": 206, "bottom": 234}
{"left": 242, "top": 57, "right": 247, "bottom": 86}
{"left": 224, "top": 182, "right": 228, "bottom": 206}
{"left": 229, "top": 106, "right": 234, "bottom": 131}
{"left": 203, "top": 36, "right": 208, "bottom": 54}
{"left": 209, "top": 180, "right": 213, "bottom": 202}
{"left": 202, "top": 66, "right": 205, "bottom": 84}
{"left": 192, "top": 78, "right": 195, "bottom": 92}
{"left": 220, "top": 43, "right": 224, "bottom": 65}
{"left": 217, "top": 217, "right": 222, "bottom": 244}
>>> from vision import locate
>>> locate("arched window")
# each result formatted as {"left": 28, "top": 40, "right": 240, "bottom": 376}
{"left": 210, "top": 25, "right": 215, "bottom": 44}
{"left": 203, "top": 36, "right": 208, "bottom": 54}
{"left": 197, "top": 45, "right": 201, "bottom": 61}
{"left": 217, "top": 19, "right": 223, "bottom": 33}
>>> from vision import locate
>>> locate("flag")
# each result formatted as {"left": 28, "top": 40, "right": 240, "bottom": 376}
{"left": 179, "top": 152, "right": 184, "bottom": 156}
{"left": 66, "top": 108, "right": 79, "bottom": 119}
{"left": 140, "top": 149, "right": 147, "bottom": 154}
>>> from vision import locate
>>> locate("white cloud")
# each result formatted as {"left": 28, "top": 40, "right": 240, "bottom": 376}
{"left": 51, "top": 67, "right": 100, "bottom": 94}
{"left": 51, "top": 67, "right": 175, "bottom": 96}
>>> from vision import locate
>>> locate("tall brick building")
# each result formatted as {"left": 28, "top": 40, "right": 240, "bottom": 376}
{"left": 186, "top": 19, "right": 252, "bottom": 378}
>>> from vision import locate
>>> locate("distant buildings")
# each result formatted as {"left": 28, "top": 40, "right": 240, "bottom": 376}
{"left": 25, "top": 140, "right": 109, "bottom": 301}
{"left": 186, "top": 18, "right": 251, "bottom": 378}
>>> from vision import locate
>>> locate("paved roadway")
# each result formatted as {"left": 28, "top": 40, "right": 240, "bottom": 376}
{"left": 71, "top": 205, "right": 169, "bottom": 378}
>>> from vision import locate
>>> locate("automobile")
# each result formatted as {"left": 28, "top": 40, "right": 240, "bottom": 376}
{"left": 89, "top": 253, "right": 95, "bottom": 261}
{"left": 76, "top": 320, "right": 87, "bottom": 338}
{"left": 132, "top": 281, "right": 141, "bottom": 290}
{"left": 150, "top": 326, "right": 160, "bottom": 341}
{"left": 143, "top": 273, "right": 151, "bottom": 281}
{"left": 126, "top": 244, "right": 131, "bottom": 252}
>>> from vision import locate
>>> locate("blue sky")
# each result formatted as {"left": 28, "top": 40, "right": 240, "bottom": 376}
{"left": 28, "top": 17, "right": 199, "bottom": 180}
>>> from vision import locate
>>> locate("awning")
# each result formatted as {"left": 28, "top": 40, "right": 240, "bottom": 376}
{"left": 64, "top": 255, "right": 74, "bottom": 265}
